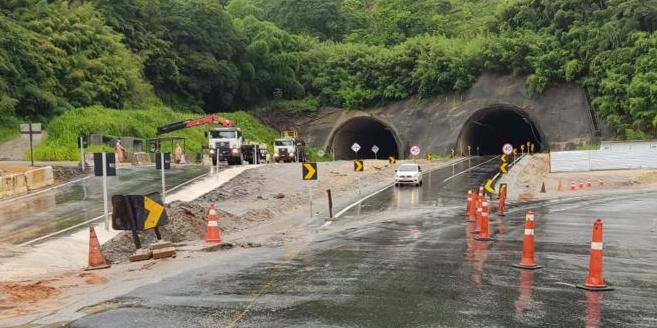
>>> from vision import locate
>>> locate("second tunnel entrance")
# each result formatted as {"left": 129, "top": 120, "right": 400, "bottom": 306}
{"left": 330, "top": 117, "right": 400, "bottom": 160}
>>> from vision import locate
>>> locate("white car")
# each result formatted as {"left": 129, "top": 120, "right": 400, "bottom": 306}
{"left": 395, "top": 163, "right": 423, "bottom": 186}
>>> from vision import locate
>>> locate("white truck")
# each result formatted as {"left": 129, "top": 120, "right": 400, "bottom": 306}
{"left": 273, "top": 131, "right": 306, "bottom": 163}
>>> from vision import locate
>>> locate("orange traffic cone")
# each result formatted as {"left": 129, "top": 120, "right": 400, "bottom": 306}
{"left": 512, "top": 210, "right": 542, "bottom": 270}
{"left": 497, "top": 191, "right": 506, "bottom": 216}
{"left": 540, "top": 182, "right": 546, "bottom": 193}
{"left": 473, "top": 198, "right": 484, "bottom": 233}
{"left": 205, "top": 203, "right": 223, "bottom": 244}
{"left": 577, "top": 219, "right": 614, "bottom": 291}
{"left": 85, "top": 225, "right": 110, "bottom": 271}
{"left": 587, "top": 179, "right": 592, "bottom": 188}
{"left": 475, "top": 197, "right": 493, "bottom": 241}
{"left": 570, "top": 181, "right": 576, "bottom": 191}
{"left": 557, "top": 180, "right": 563, "bottom": 192}
{"left": 468, "top": 190, "right": 477, "bottom": 222}
{"left": 466, "top": 190, "right": 473, "bottom": 216}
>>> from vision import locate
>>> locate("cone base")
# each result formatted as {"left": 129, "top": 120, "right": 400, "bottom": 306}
{"left": 206, "top": 239, "right": 222, "bottom": 244}
{"left": 85, "top": 264, "right": 110, "bottom": 271}
{"left": 576, "top": 284, "right": 614, "bottom": 292}
{"left": 474, "top": 236, "right": 494, "bottom": 241}
{"left": 512, "top": 263, "right": 542, "bottom": 270}
{"left": 496, "top": 212, "right": 505, "bottom": 216}
{"left": 466, "top": 219, "right": 476, "bottom": 222}
{"left": 471, "top": 229, "right": 481, "bottom": 234}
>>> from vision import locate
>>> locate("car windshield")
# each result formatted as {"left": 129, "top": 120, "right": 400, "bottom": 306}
{"left": 398, "top": 165, "right": 418, "bottom": 172}
{"left": 275, "top": 140, "right": 294, "bottom": 146}
{"left": 211, "top": 131, "right": 237, "bottom": 139}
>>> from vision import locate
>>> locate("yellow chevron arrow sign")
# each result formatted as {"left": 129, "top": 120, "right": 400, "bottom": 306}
{"left": 485, "top": 179, "right": 495, "bottom": 194}
{"left": 500, "top": 162, "right": 508, "bottom": 174}
{"left": 354, "top": 160, "right": 364, "bottom": 172}
{"left": 302, "top": 162, "right": 318, "bottom": 180}
{"left": 143, "top": 196, "right": 164, "bottom": 230}
{"left": 501, "top": 154, "right": 507, "bottom": 163}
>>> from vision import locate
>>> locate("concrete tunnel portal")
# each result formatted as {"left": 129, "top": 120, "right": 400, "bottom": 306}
{"left": 458, "top": 106, "right": 544, "bottom": 155}
{"left": 330, "top": 117, "right": 401, "bottom": 160}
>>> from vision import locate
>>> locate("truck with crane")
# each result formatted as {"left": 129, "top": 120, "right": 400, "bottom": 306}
{"left": 156, "top": 114, "right": 265, "bottom": 166}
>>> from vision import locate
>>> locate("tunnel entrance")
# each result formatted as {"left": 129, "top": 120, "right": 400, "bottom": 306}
{"left": 458, "top": 107, "right": 543, "bottom": 155}
{"left": 330, "top": 117, "right": 400, "bottom": 160}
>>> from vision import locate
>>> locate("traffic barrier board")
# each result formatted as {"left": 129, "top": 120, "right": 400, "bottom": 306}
{"left": 354, "top": 160, "right": 364, "bottom": 172}
{"left": 302, "top": 162, "right": 318, "bottom": 180}
{"left": 111, "top": 193, "right": 169, "bottom": 231}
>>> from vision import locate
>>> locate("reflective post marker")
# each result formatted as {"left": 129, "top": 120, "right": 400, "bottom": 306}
{"left": 309, "top": 183, "right": 313, "bottom": 218}
{"left": 80, "top": 136, "right": 85, "bottom": 171}
{"left": 102, "top": 152, "right": 109, "bottom": 231}
{"left": 161, "top": 153, "right": 166, "bottom": 204}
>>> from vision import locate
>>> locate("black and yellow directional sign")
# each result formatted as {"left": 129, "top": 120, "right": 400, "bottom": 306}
{"left": 500, "top": 154, "right": 508, "bottom": 174}
{"left": 302, "top": 162, "right": 318, "bottom": 180}
{"left": 354, "top": 160, "right": 364, "bottom": 172}
{"left": 530, "top": 143, "right": 535, "bottom": 153}
{"left": 485, "top": 178, "right": 495, "bottom": 194}
{"left": 426, "top": 153, "right": 433, "bottom": 160}
{"left": 451, "top": 149, "right": 456, "bottom": 158}
{"left": 111, "top": 193, "right": 169, "bottom": 231}
{"left": 520, "top": 144, "right": 525, "bottom": 152}
{"left": 388, "top": 156, "right": 396, "bottom": 164}
{"left": 513, "top": 148, "right": 518, "bottom": 156}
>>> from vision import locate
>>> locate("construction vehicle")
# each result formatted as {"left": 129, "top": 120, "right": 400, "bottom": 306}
{"left": 157, "top": 114, "right": 264, "bottom": 166}
{"left": 273, "top": 130, "right": 306, "bottom": 163}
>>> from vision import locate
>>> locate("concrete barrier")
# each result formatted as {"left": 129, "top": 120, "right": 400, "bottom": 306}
{"left": 0, "top": 166, "right": 55, "bottom": 199}
{"left": 0, "top": 173, "right": 28, "bottom": 198}
{"left": 24, "top": 166, "right": 55, "bottom": 191}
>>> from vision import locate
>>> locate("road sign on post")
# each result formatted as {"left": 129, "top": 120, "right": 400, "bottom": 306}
{"left": 354, "top": 160, "right": 364, "bottom": 172}
{"left": 94, "top": 152, "right": 116, "bottom": 231}
{"left": 20, "top": 123, "right": 42, "bottom": 167}
{"left": 302, "top": 162, "right": 318, "bottom": 218}
{"left": 111, "top": 193, "right": 169, "bottom": 249}
{"left": 371, "top": 145, "right": 379, "bottom": 160}
{"left": 78, "top": 136, "right": 88, "bottom": 171}
{"left": 156, "top": 152, "right": 171, "bottom": 203}
{"left": 351, "top": 143, "right": 361, "bottom": 159}
{"left": 410, "top": 145, "right": 421, "bottom": 156}
{"left": 503, "top": 143, "right": 513, "bottom": 156}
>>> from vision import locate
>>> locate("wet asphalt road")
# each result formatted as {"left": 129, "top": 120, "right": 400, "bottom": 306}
{"left": 69, "top": 157, "right": 657, "bottom": 327}
{"left": 0, "top": 165, "right": 208, "bottom": 245}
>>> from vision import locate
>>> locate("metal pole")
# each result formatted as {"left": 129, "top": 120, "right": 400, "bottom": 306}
{"left": 102, "top": 152, "right": 109, "bottom": 231}
{"left": 308, "top": 183, "right": 313, "bottom": 218}
{"left": 29, "top": 124, "right": 34, "bottom": 167}
{"left": 327, "top": 189, "right": 333, "bottom": 219}
{"left": 79, "top": 136, "right": 85, "bottom": 171}
{"left": 357, "top": 174, "right": 361, "bottom": 198}
{"left": 161, "top": 153, "right": 166, "bottom": 204}
{"left": 215, "top": 149, "right": 219, "bottom": 175}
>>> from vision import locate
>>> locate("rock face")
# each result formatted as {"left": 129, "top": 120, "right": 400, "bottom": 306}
{"left": 257, "top": 73, "right": 606, "bottom": 158}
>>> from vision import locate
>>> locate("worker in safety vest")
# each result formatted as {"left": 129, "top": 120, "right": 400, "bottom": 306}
{"left": 115, "top": 139, "right": 126, "bottom": 163}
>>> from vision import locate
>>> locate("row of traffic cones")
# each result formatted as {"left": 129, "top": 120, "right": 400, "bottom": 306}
{"left": 463, "top": 188, "right": 612, "bottom": 291}
{"left": 540, "top": 179, "right": 605, "bottom": 194}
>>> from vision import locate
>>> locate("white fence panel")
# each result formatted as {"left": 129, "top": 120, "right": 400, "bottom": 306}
{"left": 550, "top": 151, "right": 591, "bottom": 172}
{"left": 551, "top": 148, "right": 657, "bottom": 172}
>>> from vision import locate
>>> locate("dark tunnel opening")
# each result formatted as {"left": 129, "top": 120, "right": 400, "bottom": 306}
{"left": 331, "top": 117, "right": 400, "bottom": 160}
{"left": 459, "top": 107, "right": 543, "bottom": 155}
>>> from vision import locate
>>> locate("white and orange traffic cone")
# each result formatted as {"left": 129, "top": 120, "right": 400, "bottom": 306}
{"left": 577, "top": 219, "right": 614, "bottom": 291}
{"left": 512, "top": 210, "right": 542, "bottom": 270}
{"left": 497, "top": 190, "right": 506, "bottom": 216}
{"left": 587, "top": 179, "right": 592, "bottom": 188}
{"left": 579, "top": 180, "right": 585, "bottom": 189}
{"left": 205, "top": 203, "right": 222, "bottom": 244}
{"left": 86, "top": 226, "right": 110, "bottom": 271}
{"left": 475, "top": 197, "right": 493, "bottom": 241}
{"left": 570, "top": 181, "right": 576, "bottom": 191}
{"left": 466, "top": 190, "right": 473, "bottom": 218}
{"left": 468, "top": 190, "right": 477, "bottom": 222}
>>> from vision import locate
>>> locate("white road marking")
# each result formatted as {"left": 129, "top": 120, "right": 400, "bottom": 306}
{"left": 442, "top": 157, "right": 497, "bottom": 183}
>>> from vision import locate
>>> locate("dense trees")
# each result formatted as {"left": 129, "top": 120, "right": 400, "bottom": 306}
{"left": 3, "top": 0, "right": 657, "bottom": 140}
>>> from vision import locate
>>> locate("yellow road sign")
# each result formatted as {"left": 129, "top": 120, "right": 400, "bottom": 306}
{"left": 500, "top": 162, "right": 508, "bottom": 174}
{"left": 388, "top": 156, "right": 396, "bottom": 164}
{"left": 354, "top": 160, "right": 364, "bottom": 172}
{"left": 426, "top": 153, "right": 433, "bottom": 160}
{"left": 302, "top": 162, "right": 318, "bottom": 180}
{"left": 485, "top": 179, "right": 495, "bottom": 194}
{"left": 501, "top": 154, "right": 507, "bottom": 163}
{"left": 143, "top": 196, "right": 165, "bottom": 229}
{"left": 520, "top": 145, "right": 525, "bottom": 152}
{"left": 513, "top": 148, "right": 518, "bottom": 156}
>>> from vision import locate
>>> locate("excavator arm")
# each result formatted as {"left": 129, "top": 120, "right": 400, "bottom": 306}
{"left": 157, "top": 114, "right": 234, "bottom": 135}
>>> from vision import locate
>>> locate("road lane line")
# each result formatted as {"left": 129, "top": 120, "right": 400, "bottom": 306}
{"left": 442, "top": 157, "right": 497, "bottom": 183}
{"left": 334, "top": 158, "right": 469, "bottom": 219}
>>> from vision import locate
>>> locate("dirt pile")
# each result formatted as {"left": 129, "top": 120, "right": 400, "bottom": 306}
{"left": 0, "top": 280, "right": 60, "bottom": 318}
{"left": 52, "top": 166, "right": 85, "bottom": 183}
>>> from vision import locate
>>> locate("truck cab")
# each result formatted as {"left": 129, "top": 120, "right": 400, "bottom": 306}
{"left": 273, "top": 138, "right": 296, "bottom": 163}
{"left": 209, "top": 127, "right": 243, "bottom": 165}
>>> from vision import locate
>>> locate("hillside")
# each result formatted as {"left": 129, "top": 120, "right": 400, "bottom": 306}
{"left": 2, "top": 0, "right": 657, "bottom": 144}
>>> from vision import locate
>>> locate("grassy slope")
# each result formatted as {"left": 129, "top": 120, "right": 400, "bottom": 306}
{"left": 33, "top": 106, "right": 279, "bottom": 161}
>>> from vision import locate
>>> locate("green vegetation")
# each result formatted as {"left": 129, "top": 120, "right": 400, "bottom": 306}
{"left": 33, "top": 107, "right": 276, "bottom": 161}
{"left": 4, "top": 0, "right": 657, "bottom": 150}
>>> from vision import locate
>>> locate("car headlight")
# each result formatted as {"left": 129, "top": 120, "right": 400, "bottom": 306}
{"left": 290, "top": 152, "right": 295, "bottom": 156}
{"left": 209, "top": 149, "right": 215, "bottom": 154}
{"left": 231, "top": 148, "right": 239, "bottom": 154}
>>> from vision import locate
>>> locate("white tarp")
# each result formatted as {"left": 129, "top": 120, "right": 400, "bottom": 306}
{"left": 551, "top": 149, "right": 657, "bottom": 172}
